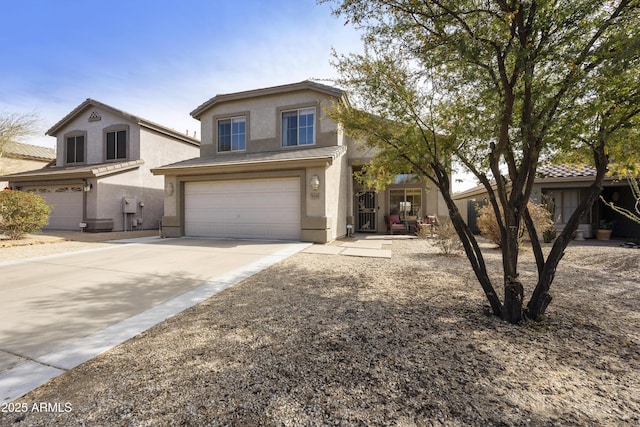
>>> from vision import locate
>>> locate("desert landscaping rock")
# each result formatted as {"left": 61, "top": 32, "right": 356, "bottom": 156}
{"left": 1, "top": 234, "right": 638, "bottom": 426}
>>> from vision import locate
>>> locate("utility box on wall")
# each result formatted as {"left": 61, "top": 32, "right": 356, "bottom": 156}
{"left": 123, "top": 197, "right": 138, "bottom": 213}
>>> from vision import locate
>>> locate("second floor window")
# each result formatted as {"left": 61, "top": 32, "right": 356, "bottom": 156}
{"left": 282, "top": 107, "right": 315, "bottom": 147}
{"left": 66, "top": 135, "right": 85, "bottom": 164}
{"left": 218, "top": 117, "right": 246, "bottom": 152}
{"left": 106, "top": 130, "right": 127, "bottom": 160}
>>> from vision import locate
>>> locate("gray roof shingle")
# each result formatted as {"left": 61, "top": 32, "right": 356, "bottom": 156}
{"left": 536, "top": 164, "right": 597, "bottom": 178}
{"left": 3, "top": 142, "right": 56, "bottom": 161}
{"left": 0, "top": 160, "right": 144, "bottom": 181}
{"left": 153, "top": 145, "right": 347, "bottom": 172}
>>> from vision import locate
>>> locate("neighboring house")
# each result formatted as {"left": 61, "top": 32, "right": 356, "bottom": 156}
{"left": 0, "top": 99, "right": 200, "bottom": 231}
{"left": 0, "top": 142, "right": 56, "bottom": 188}
{"left": 152, "top": 80, "right": 447, "bottom": 243}
{"left": 453, "top": 164, "right": 640, "bottom": 239}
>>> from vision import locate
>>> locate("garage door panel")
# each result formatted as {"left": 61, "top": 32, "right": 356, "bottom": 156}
{"left": 22, "top": 186, "right": 83, "bottom": 230}
{"left": 184, "top": 178, "right": 300, "bottom": 240}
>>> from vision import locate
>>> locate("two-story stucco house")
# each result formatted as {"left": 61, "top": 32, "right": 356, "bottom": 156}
{"left": 1, "top": 99, "right": 200, "bottom": 232}
{"left": 152, "top": 81, "right": 447, "bottom": 243}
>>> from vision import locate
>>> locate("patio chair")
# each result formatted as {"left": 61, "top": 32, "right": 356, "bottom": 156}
{"left": 384, "top": 214, "right": 407, "bottom": 234}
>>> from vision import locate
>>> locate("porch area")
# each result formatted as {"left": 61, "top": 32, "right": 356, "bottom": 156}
{"left": 349, "top": 169, "right": 446, "bottom": 237}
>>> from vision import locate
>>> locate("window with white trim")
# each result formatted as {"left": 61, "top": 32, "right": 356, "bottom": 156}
{"left": 218, "top": 117, "right": 246, "bottom": 152}
{"left": 282, "top": 107, "right": 315, "bottom": 147}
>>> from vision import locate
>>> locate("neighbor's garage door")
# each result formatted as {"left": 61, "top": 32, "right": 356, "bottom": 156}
{"left": 184, "top": 178, "right": 301, "bottom": 240}
{"left": 23, "top": 186, "right": 83, "bottom": 230}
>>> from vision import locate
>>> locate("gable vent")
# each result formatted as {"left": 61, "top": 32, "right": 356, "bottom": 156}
{"left": 88, "top": 111, "right": 102, "bottom": 122}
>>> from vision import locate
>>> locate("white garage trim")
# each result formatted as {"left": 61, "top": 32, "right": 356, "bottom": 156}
{"left": 23, "top": 186, "right": 83, "bottom": 230}
{"left": 184, "top": 178, "right": 301, "bottom": 240}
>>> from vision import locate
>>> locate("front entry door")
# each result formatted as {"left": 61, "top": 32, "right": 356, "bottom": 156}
{"left": 357, "top": 191, "right": 377, "bottom": 232}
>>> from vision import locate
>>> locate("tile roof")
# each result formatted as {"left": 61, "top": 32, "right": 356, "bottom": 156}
{"left": 46, "top": 99, "right": 199, "bottom": 146}
{"left": 154, "top": 145, "right": 347, "bottom": 172}
{"left": 190, "top": 80, "right": 345, "bottom": 119}
{"left": 3, "top": 142, "right": 55, "bottom": 161}
{"left": 0, "top": 160, "right": 144, "bottom": 181}
{"left": 453, "top": 164, "right": 603, "bottom": 200}
{"left": 536, "top": 164, "right": 597, "bottom": 178}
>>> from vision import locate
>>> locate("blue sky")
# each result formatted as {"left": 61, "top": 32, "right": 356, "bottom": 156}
{"left": 1, "top": 0, "right": 475, "bottom": 190}
{"left": 1, "top": 0, "right": 362, "bottom": 146}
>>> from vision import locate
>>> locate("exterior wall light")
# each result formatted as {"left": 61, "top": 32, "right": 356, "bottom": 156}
{"left": 83, "top": 183, "right": 92, "bottom": 192}
{"left": 310, "top": 175, "right": 320, "bottom": 191}
{"left": 165, "top": 182, "right": 174, "bottom": 196}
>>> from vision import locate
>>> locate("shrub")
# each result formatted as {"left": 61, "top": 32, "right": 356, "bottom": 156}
{"left": 432, "top": 217, "right": 464, "bottom": 255}
{"left": 542, "top": 228, "right": 556, "bottom": 243}
{"left": 416, "top": 223, "right": 433, "bottom": 239}
{"left": 0, "top": 190, "right": 51, "bottom": 239}
{"left": 476, "top": 200, "right": 554, "bottom": 247}
{"left": 476, "top": 204, "right": 502, "bottom": 246}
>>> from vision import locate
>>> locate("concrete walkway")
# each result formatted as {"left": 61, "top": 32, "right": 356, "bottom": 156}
{"left": 302, "top": 234, "right": 416, "bottom": 258}
{"left": 0, "top": 237, "right": 310, "bottom": 403}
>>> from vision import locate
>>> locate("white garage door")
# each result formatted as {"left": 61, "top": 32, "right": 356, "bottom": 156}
{"left": 23, "top": 186, "right": 83, "bottom": 230}
{"left": 184, "top": 178, "right": 301, "bottom": 240}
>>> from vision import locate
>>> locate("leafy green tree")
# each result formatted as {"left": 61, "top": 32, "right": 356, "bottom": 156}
{"left": 324, "top": 0, "right": 640, "bottom": 323}
{"left": 0, "top": 190, "right": 51, "bottom": 239}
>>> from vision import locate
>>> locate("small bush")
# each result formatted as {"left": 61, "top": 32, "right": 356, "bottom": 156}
{"left": 542, "top": 228, "right": 556, "bottom": 243}
{"left": 476, "top": 201, "right": 554, "bottom": 247}
{"left": 476, "top": 204, "right": 502, "bottom": 246}
{"left": 0, "top": 190, "right": 51, "bottom": 239}
{"left": 416, "top": 223, "right": 433, "bottom": 239}
{"left": 432, "top": 218, "right": 464, "bottom": 255}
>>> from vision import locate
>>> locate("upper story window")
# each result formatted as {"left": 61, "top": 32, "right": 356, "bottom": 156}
{"left": 65, "top": 134, "right": 85, "bottom": 164}
{"left": 105, "top": 127, "right": 128, "bottom": 161}
{"left": 218, "top": 117, "right": 246, "bottom": 152}
{"left": 282, "top": 107, "right": 315, "bottom": 147}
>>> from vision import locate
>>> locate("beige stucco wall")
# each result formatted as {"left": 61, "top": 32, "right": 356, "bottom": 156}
{"left": 51, "top": 109, "right": 198, "bottom": 231}
{"left": 198, "top": 90, "right": 341, "bottom": 157}
{"left": 304, "top": 166, "right": 326, "bottom": 221}
{"left": 333, "top": 153, "right": 349, "bottom": 238}
{"left": 346, "top": 136, "right": 376, "bottom": 162}
{"left": 53, "top": 107, "right": 141, "bottom": 166}
{"left": 0, "top": 157, "right": 50, "bottom": 188}
{"left": 436, "top": 189, "right": 448, "bottom": 217}
{"left": 95, "top": 171, "right": 145, "bottom": 231}
{"left": 136, "top": 128, "right": 199, "bottom": 230}
{"left": 156, "top": 86, "right": 351, "bottom": 243}
{"left": 300, "top": 151, "right": 348, "bottom": 242}
{"left": 423, "top": 184, "right": 446, "bottom": 218}
{"left": 94, "top": 128, "right": 198, "bottom": 232}
{"left": 162, "top": 175, "right": 179, "bottom": 218}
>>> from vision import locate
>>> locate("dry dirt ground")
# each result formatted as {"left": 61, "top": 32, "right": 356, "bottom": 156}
{"left": 1, "top": 234, "right": 639, "bottom": 426}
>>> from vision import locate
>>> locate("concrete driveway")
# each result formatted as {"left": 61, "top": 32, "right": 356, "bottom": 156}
{"left": 0, "top": 237, "right": 309, "bottom": 402}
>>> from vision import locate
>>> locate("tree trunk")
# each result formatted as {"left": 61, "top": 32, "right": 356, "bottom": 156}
{"left": 527, "top": 144, "right": 609, "bottom": 320}
{"left": 435, "top": 173, "right": 503, "bottom": 317}
{"left": 503, "top": 277, "right": 525, "bottom": 323}
{"left": 500, "top": 204, "right": 525, "bottom": 323}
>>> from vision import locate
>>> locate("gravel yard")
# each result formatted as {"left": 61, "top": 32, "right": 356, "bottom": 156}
{"left": 2, "top": 235, "right": 639, "bottom": 426}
